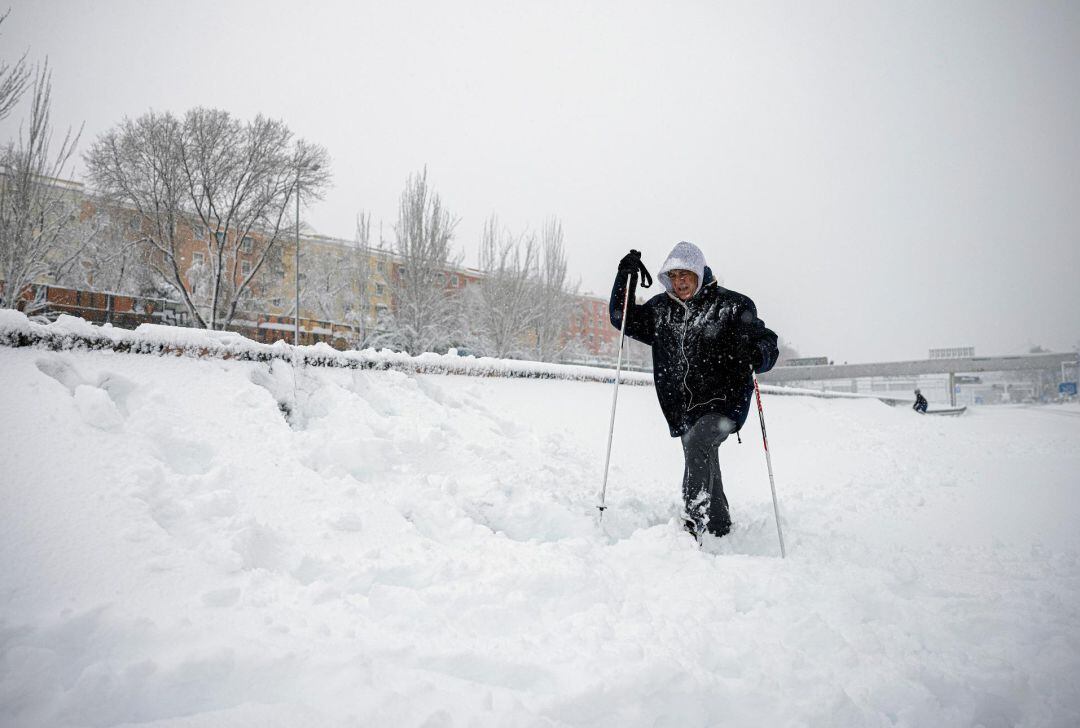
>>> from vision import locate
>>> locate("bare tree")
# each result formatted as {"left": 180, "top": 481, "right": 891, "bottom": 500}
{"left": 0, "top": 10, "right": 29, "bottom": 123}
{"left": 344, "top": 212, "right": 374, "bottom": 345}
{"left": 0, "top": 63, "right": 82, "bottom": 311}
{"left": 83, "top": 110, "right": 185, "bottom": 302}
{"left": 295, "top": 240, "right": 350, "bottom": 323}
{"left": 50, "top": 205, "right": 155, "bottom": 296}
{"left": 84, "top": 108, "right": 330, "bottom": 330}
{"left": 342, "top": 211, "right": 396, "bottom": 350}
{"left": 389, "top": 167, "right": 460, "bottom": 354}
{"left": 463, "top": 214, "right": 539, "bottom": 358}
{"left": 531, "top": 217, "right": 579, "bottom": 362}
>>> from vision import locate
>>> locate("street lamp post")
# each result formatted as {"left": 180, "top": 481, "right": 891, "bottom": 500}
{"left": 293, "top": 162, "right": 320, "bottom": 347}
{"left": 295, "top": 176, "right": 300, "bottom": 347}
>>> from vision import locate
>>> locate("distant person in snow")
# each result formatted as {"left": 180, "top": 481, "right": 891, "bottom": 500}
{"left": 913, "top": 389, "right": 928, "bottom": 414}
{"left": 610, "top": 242, "right": 779, "bottom": 541}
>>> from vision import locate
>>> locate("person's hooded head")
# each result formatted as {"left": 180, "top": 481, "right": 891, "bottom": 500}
{"left": 659, "top": 241, "right": 707, "bottom": 301}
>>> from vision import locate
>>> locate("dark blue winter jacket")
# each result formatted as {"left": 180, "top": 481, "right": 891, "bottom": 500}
{"left": 610, "top": 266, "right": 779, "bottom": 437}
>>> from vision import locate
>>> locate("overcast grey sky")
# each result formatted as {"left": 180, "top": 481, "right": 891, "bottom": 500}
{"left": 3, "top": 0, "right": 1078, "bottom": 362}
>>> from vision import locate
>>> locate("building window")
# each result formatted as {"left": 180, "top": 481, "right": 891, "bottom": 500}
{"left": 377, "top": 261, "right": 386, "bottom": 273}
{"left": 376, "top": 283, "right": 385, "bottom": 296}
{"left": 241, "top": 261, "right": 252, "bottom": 276}
{"left": 398, "top": 266, "right": 405, "bottom": 278}
{"left": 215, "top": 231, "right": 226, "bottom": 246}
{"left": 450, "top": 274, "right": 459, "bottom": 287}
{"left": 191, "top": 225, "right": 205, "bottom": 240}
{"left": 129, "top": 214, "right": 141, "bottom": 231}
{"left": 435, "top": 272, "right": 445, "bottom": 285}
{"left": 241, "top": 236, "right": 254, "bottom": 253}
{"left": 193, "top": 252, "right": 205, "bottom": 266}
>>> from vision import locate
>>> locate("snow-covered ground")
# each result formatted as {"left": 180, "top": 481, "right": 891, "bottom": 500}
{"left": 2, "top": 342, "right": 1079, "bottom": 727}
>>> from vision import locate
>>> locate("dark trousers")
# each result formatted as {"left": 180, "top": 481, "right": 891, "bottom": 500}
{"left": 680, "top": 414, "right": 733, "bottom": 537}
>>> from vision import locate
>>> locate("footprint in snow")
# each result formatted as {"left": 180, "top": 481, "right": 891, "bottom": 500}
{"left": 35, "top": 355, "right": 136, "bottom": 430}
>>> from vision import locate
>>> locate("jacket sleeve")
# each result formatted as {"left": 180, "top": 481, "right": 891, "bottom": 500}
{"left": 738, "top": 300, "right": 779, "bottom": 374}
{"left": 609, "top": 271, "right": 655, "bottom": 347}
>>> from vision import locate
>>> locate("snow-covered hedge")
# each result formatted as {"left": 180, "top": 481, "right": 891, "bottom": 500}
{"left": 0, "top": 310, "right": 905, "bottom": 402}
{"left": 0, "top": 310, "right": 654, "bottom": 386}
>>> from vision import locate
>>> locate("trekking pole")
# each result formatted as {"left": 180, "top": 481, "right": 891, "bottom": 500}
{"left": 597, "top": 272, "right": 632, "bottom": 524}
{"left": 597, "top": 252, "right": 651, "bottom": 523}
{"left": 752, "top": 367, "right": 786, "bottom": 558}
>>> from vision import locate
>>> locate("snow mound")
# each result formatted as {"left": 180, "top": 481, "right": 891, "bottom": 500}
{"left": 2, "top": 345, "right": 1079, "bottom": 726}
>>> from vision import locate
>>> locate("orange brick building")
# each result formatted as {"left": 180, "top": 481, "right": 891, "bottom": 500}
{"left": 8, "top": 177, "right": 624, "bottom": 359}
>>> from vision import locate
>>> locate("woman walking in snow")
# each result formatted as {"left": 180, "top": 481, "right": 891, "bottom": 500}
{"left": 610, "top": 242, "right": 779, "bottom": 540}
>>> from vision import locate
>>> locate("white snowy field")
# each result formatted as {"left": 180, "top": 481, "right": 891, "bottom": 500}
{"left": 2, "top": 343, "right": 1079, "bottom": 727}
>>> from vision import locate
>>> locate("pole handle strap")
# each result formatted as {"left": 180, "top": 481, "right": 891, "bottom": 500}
{"left": 627, "top": 249, "right": 653, "bottom": 289}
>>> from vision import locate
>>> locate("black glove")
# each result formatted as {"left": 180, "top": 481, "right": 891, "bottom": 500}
{"left": 617, "top": 249, "right": 653, "bottom": 288}
{"left": 618, "top": 250, "right": 641, "bottom": 276}
{"left": 739, "top": 337, "right": 764, "bottom": 372}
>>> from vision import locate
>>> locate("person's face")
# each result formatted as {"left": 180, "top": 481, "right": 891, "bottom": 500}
{"left": 668, "top": 269, "right": 698, "bottom": 301}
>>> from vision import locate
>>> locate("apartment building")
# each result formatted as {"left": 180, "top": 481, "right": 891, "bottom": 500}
{"left": 4, "top": 174, "right": 628, "bottom": 357}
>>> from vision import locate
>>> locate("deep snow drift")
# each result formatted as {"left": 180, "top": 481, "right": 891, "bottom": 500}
{"left": 1, "top": 343, "right": 1079, "bottom": 727}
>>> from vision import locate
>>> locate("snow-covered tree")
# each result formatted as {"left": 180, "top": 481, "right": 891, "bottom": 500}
{"left": 293, "top": 240, "right": 349, "bottom": 324}
{"left": 389, "top": 168, "right": 460, "bottom": 354}
{"left": 462, "top": 215, "right": 539, "bottom": 358}
{"left": 342, "top": 212, "right": 396, "bottom": 351}
{"left": 51, "top": 205, "right": 156, "bottom": 297}
{"left": 0, "top": 64, "right": 82, "bottom": 312}
{"left": 0, "top": 11, "right": 29, "bottom": 124}
{"left": 532, "top": 217, "right": 579, "bottom": 363}
{"left": 84, "top": 108, "right": 330, "bottom": 330}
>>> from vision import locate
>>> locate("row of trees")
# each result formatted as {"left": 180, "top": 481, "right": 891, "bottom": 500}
{"left": 0, "top": 17, "right": 589, "bottom": 361}
{"left": 282, "top": 169, "right": 583, "bottom": 360}
{"left": 391, "top": 172, "right": 580, "bottom": 359}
